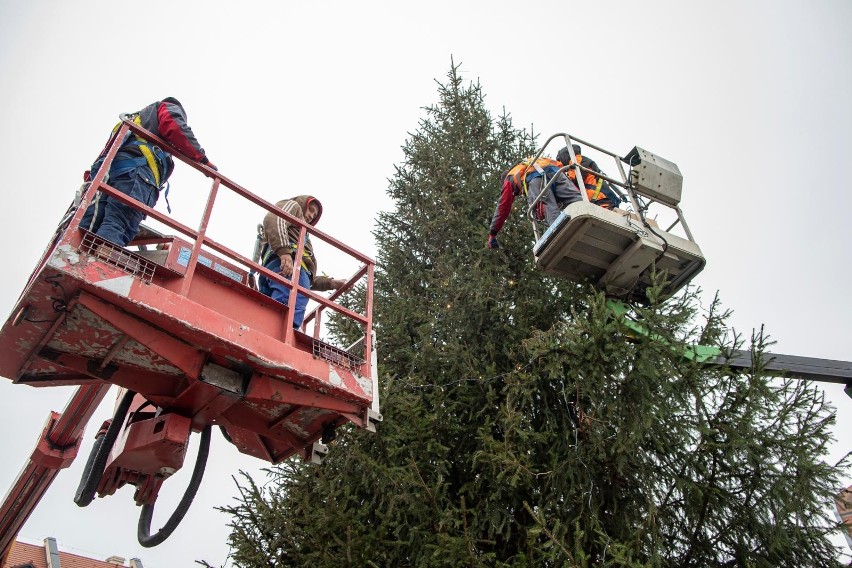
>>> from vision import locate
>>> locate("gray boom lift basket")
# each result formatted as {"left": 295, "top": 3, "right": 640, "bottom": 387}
{"left": 530, "top": 134, "right": 705, "bottom": 304}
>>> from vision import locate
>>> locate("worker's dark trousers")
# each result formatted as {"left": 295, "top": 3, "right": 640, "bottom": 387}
{"left": 526, "top": 173, "right": 582, "bottom": 226}
{"left": 80, "top": 165, "right": 158, "bottom": 246}
{"left": 258, "top": 256, "right": 311, "bottom": 328}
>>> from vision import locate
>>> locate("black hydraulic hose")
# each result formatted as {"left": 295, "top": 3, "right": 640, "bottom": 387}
{"left": 628, "top": 186, "right": 671, "bottom": 267}
{"left": 218, "top": 424, "right": 233, "bottom": 444}
{"left": 137, "top": 425, "right": 212, "bottom": 548}
{"left": 642, "top": 211, "right": 670, "bottom": 256}
{"left": 74, "top": 389, "right": 137, "bottom": 507}
{"left": 74, "top": 433, "right": 104, "bottom": 498}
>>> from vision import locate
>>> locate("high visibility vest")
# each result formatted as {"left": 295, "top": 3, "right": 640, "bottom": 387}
{"left": 564, "top": 155, "right": 598, "bottom": 190}
{"left": 507, "top": 158, "right": 561, "bottom": 194}
{"left": 563, "top": 155, "right": 612, "bottom": 208}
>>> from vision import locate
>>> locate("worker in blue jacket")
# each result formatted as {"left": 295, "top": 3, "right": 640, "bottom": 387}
{"left": 81, "top": 97, "right": 216, "bottom": 246}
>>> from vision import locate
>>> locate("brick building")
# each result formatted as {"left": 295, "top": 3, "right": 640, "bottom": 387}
{"left": 2, "top": 538, "right": 142, "bottom": 568}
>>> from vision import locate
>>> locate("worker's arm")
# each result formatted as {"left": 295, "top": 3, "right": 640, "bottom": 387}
{"left": 487, "top": 179, "right": 516, "bottom": 248}
{"left": 585, "top": 157, "right": 602, "bottom": 175}
{"left": 312, "top": 276, "right": 347, "bottom": 291}
{"left": 156, "top": 101, "right": 211, "bottom": 165}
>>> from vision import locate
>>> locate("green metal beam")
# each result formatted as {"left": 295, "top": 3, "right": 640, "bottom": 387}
{"left": 606, "top": 299, "right": 851, "bottom": 395}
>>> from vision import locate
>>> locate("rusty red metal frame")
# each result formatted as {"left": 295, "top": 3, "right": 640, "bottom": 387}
{"left": 72, "top": 118, "right": 375, "bottom": 376}
{"left": 0, "top": 116, "right": 380, "bottom": 559}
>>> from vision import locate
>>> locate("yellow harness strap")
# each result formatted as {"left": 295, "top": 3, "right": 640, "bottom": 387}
{"left": 136, "top": 144, "right": 161, "bottom": 187}
{"left": 292, "top": 245, "right": 312, "bottom": 271}
{"left": 111, "top": 115, "right": 162, "bottom": 187}
{"left": 592, "top": 178, "right": 604, "bottom": 201}
{"left": 132, "top": 115, "right": 161, "bottom": 187}
{"left": 260, "top": 243, "right": 311, "bottom": 272}
{"left": 519, "top": 158, "right": 533, "bottom": 196}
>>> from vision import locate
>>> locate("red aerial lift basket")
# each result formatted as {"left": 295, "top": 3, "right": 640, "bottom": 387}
{"left": 0, "top": 118, "right": 380, "bottom": 555}
{"left": 0, "top": 118, "right": 379, "bottom": 470}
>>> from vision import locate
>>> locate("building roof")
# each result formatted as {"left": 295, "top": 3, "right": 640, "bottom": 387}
{"left": 3, "top": 540, "right": 140, "bottom": 568}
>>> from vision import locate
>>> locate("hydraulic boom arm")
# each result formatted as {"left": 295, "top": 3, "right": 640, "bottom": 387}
{"left": 0, "top": 384, "right": 110, "bottom": 563}
{"left": 717, "top": 350, "right": 852, "bottom": 390}
{"left": 608, "top": 299, "right": 852, "bottom": 396}
{"left": 608, "top": 298, "right": 852, "bottom": 544}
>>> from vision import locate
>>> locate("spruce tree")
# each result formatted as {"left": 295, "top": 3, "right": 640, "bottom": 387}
{"left": 221, "top": 64, "right": 848, "bottom": 567}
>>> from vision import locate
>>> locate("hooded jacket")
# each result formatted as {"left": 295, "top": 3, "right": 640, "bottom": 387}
{"left": 260, "top": 195, "right": 337, "bottom": 291}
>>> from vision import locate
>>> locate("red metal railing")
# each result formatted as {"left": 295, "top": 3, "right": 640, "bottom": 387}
{"left": 70, "top": 119, "right": 375, "bottom": 377}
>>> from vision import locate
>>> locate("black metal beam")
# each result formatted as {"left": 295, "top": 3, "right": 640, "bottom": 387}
{"left": 716, "top": 349, "right": 852, "bottom": 387}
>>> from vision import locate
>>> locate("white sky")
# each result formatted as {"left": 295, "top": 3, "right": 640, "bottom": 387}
{"left": 0, "top": 1, "right": 850, "bottom": 566}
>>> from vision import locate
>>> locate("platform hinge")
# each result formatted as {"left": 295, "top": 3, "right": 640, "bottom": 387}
{"left": 366, "top": 409, "right": 383, "bottom": 433}
{"left": 310, "top": 441, "right": 328, "bottom": 465}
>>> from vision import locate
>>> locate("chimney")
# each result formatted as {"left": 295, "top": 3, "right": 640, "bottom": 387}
{"left": 44, "top": 537, "right": 61, "bottom": 568}
{"left": 129, "top": 559, "right": 145, "bottom": 568}
{"left": 105, "top": 556, "right": 125, "bottom": 566}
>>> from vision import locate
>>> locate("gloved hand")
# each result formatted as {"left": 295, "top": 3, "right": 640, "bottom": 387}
{"left": 487, "top": 234, "right": 499, "bottom": 249}
{"left": 330, "top": 278, "right": 347, "bottom": 289}
{"left": 535, "top": 201, "right": 546, "bottom": 221}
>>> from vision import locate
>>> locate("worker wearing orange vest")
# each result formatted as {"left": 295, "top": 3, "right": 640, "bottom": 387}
{"left": 487, "top": 157, "right": 581, "bottom": 249}
{"left": 556, "top": 145, "right": 621, "bottom": 210}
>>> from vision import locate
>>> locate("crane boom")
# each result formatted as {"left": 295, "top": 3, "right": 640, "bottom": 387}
{"left": 0, "top": 384, "right": 110, "bottom": 562}
{"left": 610, "top": 297, "right": 852, "bottom": 544}
{"left": 720, "top": 350, "right": 852, "bottom": 388}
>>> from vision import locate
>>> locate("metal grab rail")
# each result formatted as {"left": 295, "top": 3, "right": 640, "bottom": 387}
{"left": 522, "top": 133, "right": 634, "bottom": 241}
{"left": 70, "top": 118, "right": 375, "bottom": 374}
{"left": 521, "top": 133, "right": 696, "bottom": 246}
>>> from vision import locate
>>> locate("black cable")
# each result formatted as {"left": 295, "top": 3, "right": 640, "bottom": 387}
{"left": 218, "top": 425, "right": 233, "bottom": 444}
{"left": 74, "top": 432, "right": 104, "bottom": 487}
{"left": 638, "top": 202, "right": 670, "bottom": 256}
{"left": 626, "top": 182, "right": 671, "bottom": 277}
{"left": 637, "top": 202, "right": 676, "bottom": 299}
{"left": 137, "top": 425, "right": 212, "bottom": 548}
{"left": 45, "top": 274, "right": 70, "bottom": 313}
{"left": 22, "top": 316, "right": 62, "bottom": 324}
{"left": 74, "top": 389, "right": 136, "bottom": 507}
{"left": 18, "top": 275, "right": 72, "bottom": 323}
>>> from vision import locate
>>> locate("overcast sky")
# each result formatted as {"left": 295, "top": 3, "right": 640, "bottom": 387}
{"left": 0, "top": 1, "right": 850, "bottom": 566}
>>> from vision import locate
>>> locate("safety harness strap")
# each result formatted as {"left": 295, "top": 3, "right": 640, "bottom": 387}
{"left": 258, "top": 242, "right": 313, "bottom": 275}
{"left": 591, "top": 178, "right": 604, "bottom": 201}
{"left": 105, "top": 156, "right": 170, "bottom": 212}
